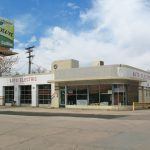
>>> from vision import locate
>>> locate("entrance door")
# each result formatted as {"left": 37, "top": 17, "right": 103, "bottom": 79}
{"left": 60, "top": 88, "right": 65, "bottom": 107}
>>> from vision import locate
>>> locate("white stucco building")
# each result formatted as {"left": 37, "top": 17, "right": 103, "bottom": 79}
{"left": 0, "top": 59, "right": 150, "bottom": 109}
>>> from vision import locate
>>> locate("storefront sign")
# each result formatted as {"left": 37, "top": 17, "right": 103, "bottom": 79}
{"left": 118, "top": 67, "right": 150, "bottom": 80}
{"left": 10, "top": 76, "right": 37, "bottom": 83}
{"left": 132, "top": 71, "right": 150, "bottom": 80}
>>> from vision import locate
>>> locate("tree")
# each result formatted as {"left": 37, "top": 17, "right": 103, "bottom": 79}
{"left": 0, "top": 56, "right": 18, "bottom": 76}
{"left": 32, "top": 66, "right": 48, "bottom": 74}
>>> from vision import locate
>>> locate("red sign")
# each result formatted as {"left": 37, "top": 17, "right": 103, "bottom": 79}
{"left": 10, "top": 77, "right": 37, "bottom": 83}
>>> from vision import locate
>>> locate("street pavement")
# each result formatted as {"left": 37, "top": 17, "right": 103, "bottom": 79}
{"left": 0, "top": 107, "right": 150, "bottom": 150}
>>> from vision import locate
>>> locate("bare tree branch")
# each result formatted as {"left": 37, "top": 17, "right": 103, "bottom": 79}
{"left": 0, "top": 56, "right": 18, "bottom": 76}
{"left": 32, "top": 66, "right": 47, "bottom": 74}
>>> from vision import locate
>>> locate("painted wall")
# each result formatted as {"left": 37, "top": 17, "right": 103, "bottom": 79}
{"left": 0, "top": 64, "right": 150, "bottom": 107}
{"left": 117, "top": 65, "right": 150, "bottom": 87}
{"left": 0, "top": 73, "right": 59, "bottom": 107}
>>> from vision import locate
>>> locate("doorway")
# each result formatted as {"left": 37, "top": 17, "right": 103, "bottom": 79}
{"left": 60, "top": 87, "right": 65, "bottom": 107}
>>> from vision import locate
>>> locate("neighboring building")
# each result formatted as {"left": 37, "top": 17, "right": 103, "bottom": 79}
{"left": 0, "top": 59, "right": 150, "bottom": 109}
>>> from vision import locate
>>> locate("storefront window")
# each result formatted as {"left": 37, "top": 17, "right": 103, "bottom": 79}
{"left": 67, "top": 86, "right": 88, "bottom": 105}
{"left": 67, "top": 86, "right": 76, "bottom": 105}
{"left": 76, "top": 86, "right": 87, "bottom": 100}
{"left": 89, "top": 85, "right": 99, "bottom": 104}
{"left": 60, "top": 87, "right": 65, "bottom": 106}
{"left": 127, "top": 83, "right": 138, "bottom": 105}
{"left": 4, "top": 86, "right": 14, "bottom": 103}
{"left": 20, "top": 85, "right": 32, "bottom": 104}
{"left": 100, "top": 84, "right": 112, "bottom": 105}
{"left": 76, "top": 86, "right": 88, "bottom": 105}
{"left": 61, "top": 82, "right": 138, "bottom": 106}
{"left": 38, "top": 84, "right": 51, "bottom": 104}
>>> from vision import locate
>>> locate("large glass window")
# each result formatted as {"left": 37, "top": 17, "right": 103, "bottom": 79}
{"left": 100, "top": 84, "right": 112, "bottom": 105}
{"left": 67, "top": 86, "right": 88, "bottom": 105}
{"left": 4, "top": 86, "right": 14, "bottom": 103}
{"left": 77, "top": 86, "right": 87, "bottom": 100}
{"left": 20, "top": 85, "right": 31, "bottom": 104}
{"left": 67, "top": 86, "right": 76, "bottom": 105}
{"left": 38, "top": 84, "right": 51, "bottom": 104}
{"left": 60, "top": 87, "right": 65, "bottom": 106}
{"left": 127, "top": 83, "right": 138, "bottom": 105}
{"left": 65, "top": 84, "right": 131, "bottom": 106}
{"left": 89, "top": 85, "right": 99, "bottom": 104}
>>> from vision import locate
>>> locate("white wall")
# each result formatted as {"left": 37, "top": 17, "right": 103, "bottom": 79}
{"left": 0, "top": 73, "right": 54, "bottom": 106}
{"left": 117, "top": 66, "right": 150, "bottom": 87}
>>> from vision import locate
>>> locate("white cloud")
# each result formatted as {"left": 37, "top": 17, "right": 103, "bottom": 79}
{"left": 28, "top": 35, "right": 37, "bottom": 43}
{"left": 80, "top": 0, "right": 150, "bottom": 55}
{"left": 14, "top": 35, "right": 37, "bottom": 52}
{"left": 34, "top": 26, "right": 123, "bottom": 68}
{"left": 15, "top": 0, "right": 150, "bottom": 73}
{"left": 13, "top": 48, "right": 29, "bottom": 73}
{"left": 15, "top": 14, "right": 36, "bottom": 35}
{"left": 67, "top": 2, "right": 80, "bottom": 10}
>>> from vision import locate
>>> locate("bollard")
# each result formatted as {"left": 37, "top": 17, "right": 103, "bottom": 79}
{"left": 132, "top": 102, "right": 135, "bottom": 111}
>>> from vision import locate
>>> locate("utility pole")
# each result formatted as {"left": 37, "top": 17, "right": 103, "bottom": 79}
{"left": 25, "top": 46, "right": 35, "bottom": 74}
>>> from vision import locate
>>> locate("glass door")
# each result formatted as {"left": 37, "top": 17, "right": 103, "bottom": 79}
{"left": 60, "top": 87, "right": 65, "bottom": 107}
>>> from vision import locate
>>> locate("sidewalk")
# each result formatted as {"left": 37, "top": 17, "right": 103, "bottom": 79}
{"left": 0, "top": 105, "right": 145, "bottom": 115}
{"left": 0, "top": 106, "right": 150, "bottom": 120}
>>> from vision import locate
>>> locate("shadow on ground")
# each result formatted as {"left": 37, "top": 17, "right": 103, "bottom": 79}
{"left": 0, "top": 111, "right": 127, "bottom": 119}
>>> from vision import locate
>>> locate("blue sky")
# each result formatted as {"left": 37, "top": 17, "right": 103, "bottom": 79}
{"left": 1, "top": 0, "right": 150, "bottom": 73}
{"left": 0, "top": 0, "right": 92, "bottom": 45}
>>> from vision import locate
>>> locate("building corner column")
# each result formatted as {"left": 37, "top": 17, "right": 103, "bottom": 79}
{"left": 14, "top": 85, "right": 20, "bottom": 106}
{"left": 31, "top": 84, "right": 38, "bottom": 107}
{"left": 51, "top": 83, "right": 59, "bottom": 108}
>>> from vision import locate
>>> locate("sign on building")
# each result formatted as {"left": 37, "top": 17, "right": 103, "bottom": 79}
{"left": 0, "top": 18, "right": 14, "bottom": 48}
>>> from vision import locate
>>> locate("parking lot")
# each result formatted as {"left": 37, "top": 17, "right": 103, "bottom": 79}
{"left": 0, "top": 108, "right": 150, "bottom": 150}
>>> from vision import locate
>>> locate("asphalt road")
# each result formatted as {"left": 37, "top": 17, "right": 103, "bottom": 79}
{"left": 0, "top": 108, "right": 149, "bottom": 150}
{"left": 0, "top": 110, "right": 127, "bottom": 119}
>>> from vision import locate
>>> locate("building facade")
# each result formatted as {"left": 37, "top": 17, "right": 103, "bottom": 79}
{"left": 0, "top": 59, "right": 150, "bottom": 109}
{"left": 0, "top": 73, "right": 58, "bottom": 107}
